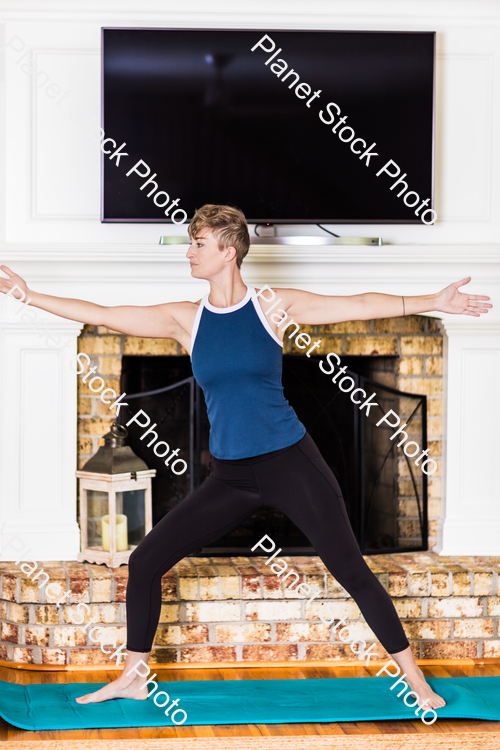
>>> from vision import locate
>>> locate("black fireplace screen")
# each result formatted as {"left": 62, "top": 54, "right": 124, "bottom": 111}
{"left": 119, "top": 354, "right": 428, "bottom": 555}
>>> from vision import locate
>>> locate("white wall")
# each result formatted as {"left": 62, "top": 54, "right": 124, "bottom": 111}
{"left": 0, "top": 0, "right": 499, "bottom": 247}
{"left": 0, "top": 0, "right": 499, "bottom": 559}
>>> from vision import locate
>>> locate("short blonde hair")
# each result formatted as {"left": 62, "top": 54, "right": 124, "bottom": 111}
{"left": 188, "top": 204, "right": 250, "bottom": 268}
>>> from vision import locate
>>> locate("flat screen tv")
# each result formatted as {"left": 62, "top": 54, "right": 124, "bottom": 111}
{"left": 102, "top": 28, "right": 435, "bottom": 224}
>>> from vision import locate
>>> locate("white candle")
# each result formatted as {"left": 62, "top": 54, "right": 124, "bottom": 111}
{"left": 101, "top": 514, "right": 128, "bottom": 552}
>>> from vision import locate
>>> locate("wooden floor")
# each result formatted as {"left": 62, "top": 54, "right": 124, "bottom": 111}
{"left": 1, "top": 662, "right": 500, "bottom": 741}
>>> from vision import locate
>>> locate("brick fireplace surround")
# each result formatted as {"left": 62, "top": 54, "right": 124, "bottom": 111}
{"left": 1, "top": 242, "right": 499, "bottom": 668}
{"left": 77, "top": 314, "right": 444, "bottom": 546}
{"left": 2, "top": 312, "right": 500, "bottom": 667}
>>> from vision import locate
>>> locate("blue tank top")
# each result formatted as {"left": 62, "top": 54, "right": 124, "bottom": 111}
{"left": 190, "top": 285, "right": 306, "bottom": 459}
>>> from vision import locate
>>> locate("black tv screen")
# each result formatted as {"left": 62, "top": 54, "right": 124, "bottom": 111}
{"left": 102, "top": 28, "right": 435, "bottom": 224}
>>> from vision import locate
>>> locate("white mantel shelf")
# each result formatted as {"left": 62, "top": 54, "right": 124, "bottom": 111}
{"left": 1, "top": 245, "right": 499, "bottom": 303}
{"left": 1, "top": 243, "right": 500, "bottom": 264}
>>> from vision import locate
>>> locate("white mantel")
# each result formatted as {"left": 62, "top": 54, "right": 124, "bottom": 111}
{"left": 0, "top": 242, "right": 499, "bottom": 559}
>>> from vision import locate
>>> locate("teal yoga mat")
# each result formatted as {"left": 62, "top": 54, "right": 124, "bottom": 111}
{"left": 0, "top": 676, "right": 499, "bottom": 730}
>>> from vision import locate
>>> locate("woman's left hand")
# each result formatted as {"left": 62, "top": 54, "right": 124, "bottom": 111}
{"left": 436, "top": 277, "right": 492, "bottom": 316}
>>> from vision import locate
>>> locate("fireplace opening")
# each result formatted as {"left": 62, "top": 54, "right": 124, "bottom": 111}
{"left": 119, "top": 354, "right": 428, "bottom": 556}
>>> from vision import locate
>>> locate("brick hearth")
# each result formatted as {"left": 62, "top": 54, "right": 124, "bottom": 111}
{"left": 1, "top": 552, "right": 500, "bottom": 666}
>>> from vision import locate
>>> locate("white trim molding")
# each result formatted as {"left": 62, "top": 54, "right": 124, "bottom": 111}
{"left": 434, "top": 317, "right": 500, "bottom": 555}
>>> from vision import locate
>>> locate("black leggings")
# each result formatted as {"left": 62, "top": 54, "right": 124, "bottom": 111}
{"left": 126, "top": 432, "right": 410, "bottom": 655}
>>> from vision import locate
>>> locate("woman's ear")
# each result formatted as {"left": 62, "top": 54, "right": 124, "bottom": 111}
{"left": 224, "top": 245, "right": 237, "bottom": 263}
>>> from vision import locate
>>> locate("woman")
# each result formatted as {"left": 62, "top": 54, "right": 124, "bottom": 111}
{"left": 0, "top": 205, "right": 492, "bottom": 713}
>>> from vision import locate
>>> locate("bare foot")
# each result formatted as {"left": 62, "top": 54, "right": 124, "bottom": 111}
{"left": 406, "top": 666, "right": 447, "bottom": 710}
{"left": 75, "top": 674, "right": 149, "bottom": 704}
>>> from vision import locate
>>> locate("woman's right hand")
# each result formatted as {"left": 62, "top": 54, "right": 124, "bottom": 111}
{"left": 0, "top": 265, "right": 30, "bottom": 301}
{"left": 0, "top": 262, "right": 191, "bottom": 344}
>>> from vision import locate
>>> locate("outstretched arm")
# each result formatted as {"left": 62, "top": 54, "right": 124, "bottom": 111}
{"left": 269, "top": 277, "right": 492, "bottom": 325}
{"left": 0, "top": 264, "right": 190, "bottom": 340}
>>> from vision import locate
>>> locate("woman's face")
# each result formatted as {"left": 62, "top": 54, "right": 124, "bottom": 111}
{"left": 186, "top": 230, "right": 236, "bottom": 280}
